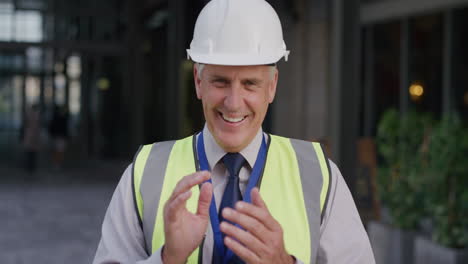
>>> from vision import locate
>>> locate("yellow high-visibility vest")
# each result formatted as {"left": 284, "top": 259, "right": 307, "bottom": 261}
{"left": 132, "top": 134, "right": 331, "bottom": 264}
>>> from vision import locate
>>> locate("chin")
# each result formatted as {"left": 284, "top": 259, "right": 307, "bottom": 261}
{"left": 215, "top": 132, "right": 248, "bottom": 153}
{"left": 208, "top": 118, "right": 259, "bottom": 152}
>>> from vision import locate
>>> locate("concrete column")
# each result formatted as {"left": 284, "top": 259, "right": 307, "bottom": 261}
{"left": 39, "top": 73, "right": 45, "bottom": 111}
{"left": 92, "top": 56, "right": 103, "bottom": 156}
{"left": 52, "top": 49, "right": 57, "bottom": 105}
{"left": 123, "top": 0, "right": 144, "bottom": 149}
{"left": 273, "top": 8, "right": 305, "bottom": 138}
{"left": 80, "top": 55, "right": 91, "bottom": 156}
{"left": 443, "top": 10, "right": 454, "bottom": 114}
{"left": 64, "top": 56, "right": 70, "bottom": 109}
{"left": 272, "top": 0, "right": 330, "bottom": 146}
{"left": 400, "top": 19, "right": 410, "bottom": 114}
{"left": 363, "top": 26, "right": 375, "bottom": 137}
{"left": 302, "top": 0, "right": 329, "bottom": 141}
{"left": 329, "top": 0, "right": 361, "bottom": 194}
{"left": 39, "top": 50, "right": 45, "bottom": 111}
{"left": 21, "top": 70, "right": 26, "bottom": 123}
{"left": 329, "top": 0, "right": 343, "bottom": 161}
{"left": 166, "top": 0, "right": 185, "bottom": 139}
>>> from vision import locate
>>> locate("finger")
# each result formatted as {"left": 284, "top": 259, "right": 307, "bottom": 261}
{"left": 251, "top": 188, "right": 268, "bottom": 209}
{"left": 169, "top": 171, "right": 210, "bottom": 201}
{"left": 224, "top": 236, "right": 259, "bottom": 263}
{"left": 249, "top": 188, "right": 279, "bottom": 231}
{"left": 196, "top": 182, "right": 213, "bottom": 218}
{"left": 166, "top": 190, "right": 192, "bottom": 221}
{"left": 220, "top": 221, "right": 267, "bottom": 255}
{"left": 222, "top": 207, "right": 270, "bottom": 243}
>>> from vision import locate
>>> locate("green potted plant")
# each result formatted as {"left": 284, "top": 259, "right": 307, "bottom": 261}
{"left": 369, "top": 108, "right": 433, "bottom": 264}
{"left": 415, "top": 113, "right": 468, "bottom": 264}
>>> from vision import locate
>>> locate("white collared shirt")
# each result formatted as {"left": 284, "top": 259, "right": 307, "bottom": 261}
{"left": 201, "top": 125, "right": 264, "bottom": 210}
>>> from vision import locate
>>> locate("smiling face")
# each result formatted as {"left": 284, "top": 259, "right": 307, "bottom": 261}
{"left": 194, "top": 64, "right": 278, "bottom": 153}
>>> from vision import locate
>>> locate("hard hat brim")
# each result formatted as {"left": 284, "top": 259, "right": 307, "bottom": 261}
{"left": 187, "top": 50, "right": 289, "bottom": 66}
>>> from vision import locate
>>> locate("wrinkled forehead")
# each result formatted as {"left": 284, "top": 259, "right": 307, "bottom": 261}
{"left": 202, "top": 64, "right": 273, "bottom": 79}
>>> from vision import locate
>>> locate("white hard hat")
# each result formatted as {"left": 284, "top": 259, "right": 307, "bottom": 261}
{"left": 187, "top": 0, "right": 289, "bottom": 66}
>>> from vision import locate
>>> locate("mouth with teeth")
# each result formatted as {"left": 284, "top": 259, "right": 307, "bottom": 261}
{"left": 219, "top": 111, "right": 247, "bottom": 124}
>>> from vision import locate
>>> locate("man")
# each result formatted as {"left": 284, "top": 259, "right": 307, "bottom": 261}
{"left": 94, "top": 0, "right": 375, "bottom": 263}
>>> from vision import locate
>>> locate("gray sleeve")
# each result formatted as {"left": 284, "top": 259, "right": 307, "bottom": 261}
{"left": 93, "top": 164, "right": 164, "bottom": 264}
{"left": 317, "top": 161, "right": 375, "bottom": 264}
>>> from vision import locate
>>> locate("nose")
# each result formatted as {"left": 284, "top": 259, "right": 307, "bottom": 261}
{"left": 224, "top": 84, "right": 243, "bottom": 111}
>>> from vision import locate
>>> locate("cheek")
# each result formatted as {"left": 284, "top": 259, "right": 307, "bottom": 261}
{"left": 246, "top": 92, "right": 270, "bottom": 115}
{"left": 196, "top": 80, "right": 207, "bottom": 99}
{"left": 202, "top": 89, "right": 224, "bottom": 109}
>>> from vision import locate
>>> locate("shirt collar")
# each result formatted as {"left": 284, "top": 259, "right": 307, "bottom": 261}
{"left": 201, "top": 124, "right": 263, "bottom": 169}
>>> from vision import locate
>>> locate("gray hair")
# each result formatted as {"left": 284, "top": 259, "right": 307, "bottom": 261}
{"left": 195, "top": 62, "right": 277, "bottom": 80}
{"left": 195, "top": 63, "right": 206, "bottom": 80}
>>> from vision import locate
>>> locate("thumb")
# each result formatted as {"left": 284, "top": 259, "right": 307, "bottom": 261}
{"left": 196, "top": 182, "right": 213, "bottom": 218}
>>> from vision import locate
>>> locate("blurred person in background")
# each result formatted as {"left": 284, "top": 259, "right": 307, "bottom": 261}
{"left": 48, "top": 104, "right": 69, "bottom": 169}
{"left": 94, "top": 0, "right": 375, "bottom": 263}
{"left": 22, "top": 103, "right": 41, "bottom": 174}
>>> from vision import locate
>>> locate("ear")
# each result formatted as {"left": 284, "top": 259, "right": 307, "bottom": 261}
{"left": 194, "top": 65, "right": 202, "bottom": 100}
{"left": 268, "top": 68, "right": 278, "bottom": 103}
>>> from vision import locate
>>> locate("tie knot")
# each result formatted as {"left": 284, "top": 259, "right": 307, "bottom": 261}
{"left": 222, "top": 153, "right": 245, "bottom": 177}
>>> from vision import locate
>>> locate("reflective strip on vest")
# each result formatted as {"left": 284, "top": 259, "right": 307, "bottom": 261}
{"left": 133, "top": 134, "right": 331, "bottom": 264}
{"left": 133, "top": 144, "right": 153, "bottom": 222}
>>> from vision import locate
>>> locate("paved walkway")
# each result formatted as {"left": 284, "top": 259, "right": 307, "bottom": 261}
{"left": 0, "top": 162, "right": 126, "bottom": 264}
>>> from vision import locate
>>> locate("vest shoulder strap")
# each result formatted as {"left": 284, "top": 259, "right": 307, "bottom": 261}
{"left": 132, "top": 136, "right": 198, "bottom": 258}
{"left": 311, "top": 141, "right": 332, "bottom": 220}
{"left": 270, "top": 135, "right": 332, "bottom": 220}
{"left": 132, "top": 140, "right": 178, "bottom": 252}
{"left": 265, "top": 135, "right": 332, "bottom": 264}
{"left": 132, "top": 144, "right": 154, "bottom": 229}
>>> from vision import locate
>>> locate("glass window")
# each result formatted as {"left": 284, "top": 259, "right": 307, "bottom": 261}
{"left": 453, "top": 8, "right": 468, "bottom": 120}
{"left": 0, "top": 78, "right": 12, "bottom": 123}
{"left": 94, "top": 18, "right": 118, "bottom": 41}
{"left": 69, "top": 80, "right": 81, "bottom": 115}
{"left": 67, "top": 55, "right": 81, "bottom": 79}
{"left": 370, "top": 21, "right": 401, "bottom": 135}
{"left": 0, "top": 3, "right": 13, "bottom": 41}
{"left": 54, "top": 73, "right": 66, "bottom": 106}
{"left": 25, "top": 75, "right": 40, "bottom": 105}
{"left": 15, "top": 0, "right": 48, "bottom": 10}
{"left": 44, "top": 75, "right": 53, "bottom": 105}
{"left": 12, "top": 75, "right": 22, "bottom": 128}
{"left": 14, "top": 10, "right": 43, "bottom": 42}
{"left": 26, "top": 47, "right": 42, "bottom": 73}
{"left": 408, "top": 14, "right": 443, "bottom": 115}
{"left": 0, "top": 54, "right": 23, "bottom": 71}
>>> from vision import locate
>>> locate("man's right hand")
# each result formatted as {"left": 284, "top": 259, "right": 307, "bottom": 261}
{"left": 162, "top": 171, "right": 213, "bottom": 264}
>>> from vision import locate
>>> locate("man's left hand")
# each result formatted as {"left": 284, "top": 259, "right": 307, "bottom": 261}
{"left": 220, "top": 187, "right": 295, "bottom": 264}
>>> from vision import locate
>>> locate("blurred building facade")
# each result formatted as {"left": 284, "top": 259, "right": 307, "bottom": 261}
{"left": 0, "top": 0, "right": 467, "bottom": 196}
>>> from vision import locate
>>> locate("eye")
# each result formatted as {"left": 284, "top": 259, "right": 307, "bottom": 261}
{"left": 211, "top": 79, "right": 229, "bottom": 88}
{"left": 243, "top": 80, "right": 259, "bottom": 91}
{"left": 245, "top": 80, "right": 255, "bottom": 86}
